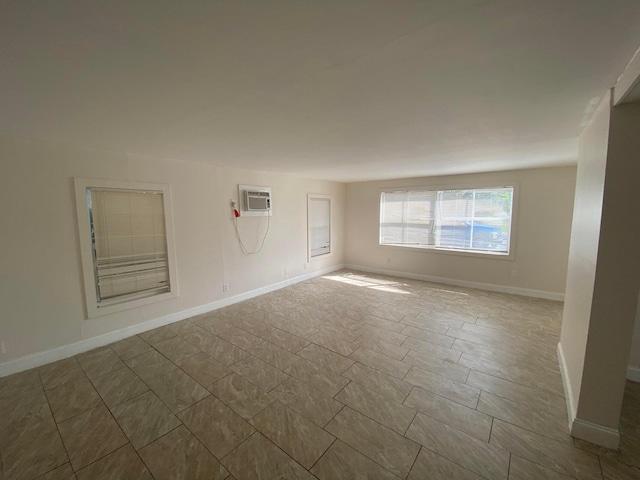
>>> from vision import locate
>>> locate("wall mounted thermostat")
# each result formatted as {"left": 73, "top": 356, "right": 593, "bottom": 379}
{"left": 238, "top": 184, "right": 272, "bottom": 216}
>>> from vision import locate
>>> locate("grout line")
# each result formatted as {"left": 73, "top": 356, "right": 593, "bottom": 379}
{"left": 41, "top": 379, "right": 75, "bottom": 475}
{"left": 69, "top": 443, "right": 124, "bottom": 475}
{"left": 326, "top": 407, "right": 419, "bottom": 477}
{"left": 400, "top": 347, "right": 411, "bottom": 362}
{"left": 307, "top": 436, "right": 337, "bottom": 472}
{"left": 333, "top": 380, "right": 352, "bottom": 399}
{"left": 403, "top": 410, "right": 419, "bottom": 436}
{"left": 402, "top": 384, "right": 415, "bottom": 404}
{"left": 2, "top": 272, "right": 603, "bottom": 479}
{"left": 323, "top": 404, "right": 347, "bottom": 428}
{"left": 488, "top": 416, "right": 496, "bottom": 444}
{"left": 406, "top": 445, "right": 423, "bottom": 477}
{"left": 485, "top": 412, "right": 575, "bottom": 448}
{"left": 596, "top": 452, "right": 605, "bottom": 480}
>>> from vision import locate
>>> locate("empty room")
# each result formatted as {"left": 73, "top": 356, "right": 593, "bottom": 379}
{"left": 1, "top": 1, "right": 640, "bottom": 479}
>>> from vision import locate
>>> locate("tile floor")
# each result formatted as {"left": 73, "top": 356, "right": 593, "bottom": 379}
{"left": 1, "top": 270, "right": 639, "bottom": 479}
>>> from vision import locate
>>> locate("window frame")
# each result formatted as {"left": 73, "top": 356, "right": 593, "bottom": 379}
{"left": 74, "top": 178, "right": 179, "bottom": 318}
{"left": 307, "top": 193, "right": 332, "bottom": 262}
{"left": 379, "top": 183, "right": 518, "bottom": 260}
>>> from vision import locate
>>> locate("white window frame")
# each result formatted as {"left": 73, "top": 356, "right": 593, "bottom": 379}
{"left": 379, "top": 184, "right": 518, "bottom": 259}
{"left": 74, "top": 178, "right": 179, "bottom": 318}
{"left": 307, "top": 194, "right": 332, "bottom": 262}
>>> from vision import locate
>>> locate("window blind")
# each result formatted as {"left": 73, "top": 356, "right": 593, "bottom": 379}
{"left": 380, "top": 187, "right": 513, "bottom": 254}
{"left": 309, "top": 197, "right": 331, "bottom": 257}
{"left": 380, "top": 190, "right": 437, "bottom": 246}
{"left": 89, "top": 188, "right": 170, "bottom": 305}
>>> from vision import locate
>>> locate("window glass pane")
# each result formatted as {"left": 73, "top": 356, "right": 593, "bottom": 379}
{"left": 469, "top": 188, "right": 512, "bottom": 252}
{"left": 380, "top": 187, "right": 513, "bottom": 254}
{"left": 436, "top": 189, "right": 476, "bottom": 250}
{"left": 380, "top": 191, "right": 407, "bottom": 244}
{"left": 380, "top": 191, "right": 437, "bottom": 245}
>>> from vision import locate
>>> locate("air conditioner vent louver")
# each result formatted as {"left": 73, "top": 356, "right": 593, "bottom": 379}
{"left": 245, "top": 190, "right": 271, "bottom": 211}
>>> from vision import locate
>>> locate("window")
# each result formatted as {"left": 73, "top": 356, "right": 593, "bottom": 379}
{"left": 380, "top": 186, "right": 514, "bottom": 255}
{"left": 308, "top": 194, "right": 331, "bottom": 260}
{"left": 75, "top": 178, "right": 178, "bottom": 318}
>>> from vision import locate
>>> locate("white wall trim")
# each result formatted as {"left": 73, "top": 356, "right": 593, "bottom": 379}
{"left": 345, "top": 264, "right": 565, "bottom": 301}
{"left": 558, "top": 342, "right": 621, "bottom": 449}
{"left": 571, "top": 418, "right": 620, "bottom": 450}
{"left": 0, "top": 264, "right": 344, "bottom": 378}
{"left": 557, "top": 342, "right": 577, "bottom": 429}
{"left": 628, "top": 365, "right": 640, "bottom": 382}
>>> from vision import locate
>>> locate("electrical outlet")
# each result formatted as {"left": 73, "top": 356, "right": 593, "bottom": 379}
{"left": 283, "top": 267, "right": 288, "bottom": 277}
{"left": 223, "top": 283, "right": 229, "bottom": 292}
{"left": 0, "top": 341, "right": 5, "bottom": 355}
{"left": 511, "top": 270, "right": 518, "bottom": 278}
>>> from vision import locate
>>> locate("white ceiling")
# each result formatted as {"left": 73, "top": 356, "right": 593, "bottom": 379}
{"left": 2, "top": 1, "right": 639, "bottom": 182}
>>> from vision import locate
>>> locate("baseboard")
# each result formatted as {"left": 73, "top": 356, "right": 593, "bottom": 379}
{"left": 557, "top": 342, "right": 577, "bottom": 429}
{"left": 628, "top": 365, "right": 640, "bottom": 382}
{"left": 0, "top": 264, "right": 344, "bottom": 378}
{"left": 571, "top": 418, "right": 620, "bottom": 450}
{"left": 557, "top": 342, "right": 621, "bottom": 449}
{"left": 344, "top": 264, "right": 565, "bottom": 301}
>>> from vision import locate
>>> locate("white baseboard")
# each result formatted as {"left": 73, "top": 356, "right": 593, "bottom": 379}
{"left": 558, "top": 342, "right": 621, "bottom": 449}
{"left": 628, "top": 365, "right": 640, "bottom": 382}
{"left": 0, "top": 264, "right": 344, "bottom": 378}
{"left": 345, "top": 264, "right": 565, "bottom": 301}
{"left": 571, "top": 418, "right": 620, "bottom": 450}
{"left": 557, "top": 342, "right": 577, "bottom": 429}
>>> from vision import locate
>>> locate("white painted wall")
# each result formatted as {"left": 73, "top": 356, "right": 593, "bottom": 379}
{"left": 344, "top": 167, "right": 576, "bottom": 297}
{"left": 560, "top": 95, "right": 640, "bottom": 448}
{"left": 0, "top": 136, "right": 345, "bottom": 366}
{"left": 576, "top": 101, "right": 640, "bottom": 426}
{"left": 559, "top": 93, "right": 611, "bottom": 420}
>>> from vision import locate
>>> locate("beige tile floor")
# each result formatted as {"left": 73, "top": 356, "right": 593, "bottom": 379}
{"left": 1, "top": 270, "right": 639, "bottom": 479}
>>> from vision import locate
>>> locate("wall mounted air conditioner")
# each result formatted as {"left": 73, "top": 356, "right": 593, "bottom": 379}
{"left": 238, "top": 184, "right": 272, "bottom": 216}
{"left": 245, "top": 190, "right": 271, "bottom": 211}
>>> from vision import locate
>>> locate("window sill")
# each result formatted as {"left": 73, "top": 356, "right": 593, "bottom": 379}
{"left": 87, "top": 290, "right": 178, "bottom": 319}
{"left": 380, "top": 243, "right": 515, "bottom": 260}
{"left": 309, "top": 250, "right": 333, "bottom": 263}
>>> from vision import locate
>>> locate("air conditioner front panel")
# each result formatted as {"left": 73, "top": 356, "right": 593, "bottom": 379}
{"left": 246, "top": 193, "right": 270, "bottom": 211}
{"left": 239, "top": 185, "right": 272, "bottom": 216}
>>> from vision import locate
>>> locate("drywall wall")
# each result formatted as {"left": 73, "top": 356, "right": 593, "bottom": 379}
{"left": 559, "top": 92, "right": 611, "bottom": 421}
{"left": 344, "top": 166, "right": 576, "bottom": 297}
{"left": 576, "top": 101, "right": 640, "bottom": 428}
{"left": 0, "top": 136, "right": 345, "bottom": 366}
{"left": 560, "top": 96, "right": 640, "bottom": 448}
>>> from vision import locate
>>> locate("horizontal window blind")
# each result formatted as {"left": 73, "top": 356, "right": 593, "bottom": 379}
{"left": 309, "top": 197, "right": 331, "bottom": 257}
{"left": 89, "top": 188, "right": 170, "bottom": 305}
{"left": 380, "top": 187, "right": 513, "bottom": 254}
{"left": 380, "top": 190, "right": 437, "bottom": 246}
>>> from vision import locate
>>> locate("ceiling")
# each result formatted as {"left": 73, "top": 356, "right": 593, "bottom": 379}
{"left": 2, "top": 1, "right": 640, "bottom": 182}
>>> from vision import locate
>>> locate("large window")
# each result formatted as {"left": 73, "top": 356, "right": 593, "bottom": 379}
{"left": 75, "top": 178, "right": 178, "bottom": 318}
{"left": 380, "top": 186, "right": 514, "bottom": 255}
